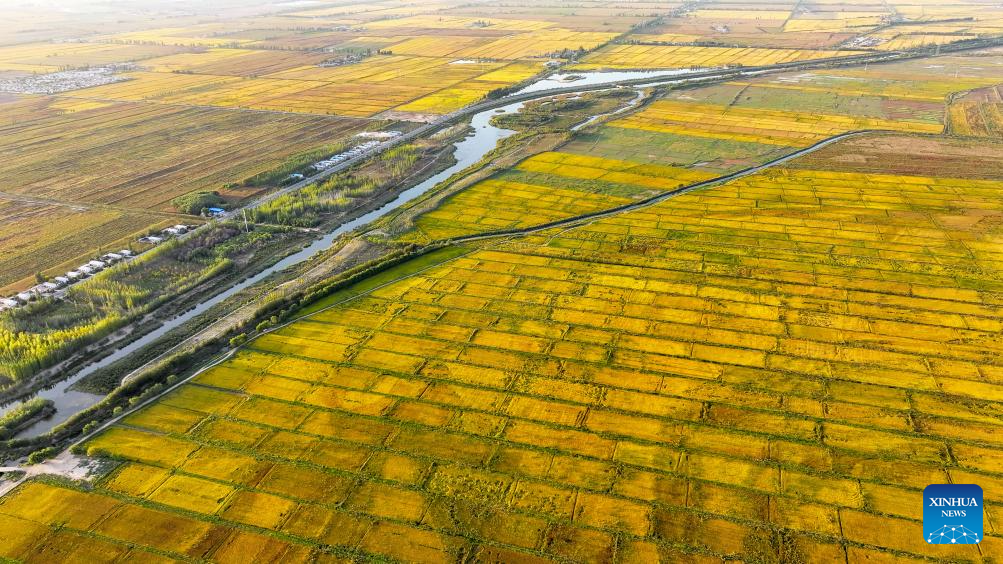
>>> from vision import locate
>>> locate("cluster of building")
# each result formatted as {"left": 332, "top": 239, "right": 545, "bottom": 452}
{"left": 138, "top": 223, "right": 192, "bottom": 244}
{"left": 0, "top": 250, "right": 135, "bottom": 311}
{"left": 0, "top": 223, "right": 196, "bottom": 313}
{"left": 0, "top": 66, "right": 128, "bottom": 95}
{"left": 311, "top": 140, "right": 384, "bottom": 171}
{"left": 309, "top": 131, "right": 403, "bottom": 173}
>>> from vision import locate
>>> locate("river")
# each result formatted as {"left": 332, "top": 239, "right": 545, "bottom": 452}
{"left": 4, "top": 67, "right": 704, "bottom": 438}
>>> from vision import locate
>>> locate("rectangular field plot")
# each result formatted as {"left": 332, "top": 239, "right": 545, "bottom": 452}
{"left": 611, "top": 99, "right": 942, "bottom": 147}
{"left": 572, "top": 44, "right": 866, "bottom": 70}
{"left": 410, "top": 177, "right": 630, "bottom": 240}
{"left": 0, "top": 101, "right": 374, "bottom": 211}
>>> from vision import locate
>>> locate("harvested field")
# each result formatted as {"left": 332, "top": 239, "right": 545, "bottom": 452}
{"left": 949, "top": 84, "right": 1003, "bottom": 137}
{"left": 0, "top": 97, "right": 380, "bottom": 286}
{"left": 0, "top": 101, "right": 376, "bottom": 210}
{"left": 792, "top": 133, "right": 1003, "bottom": 179}
{"left": 0, "top": 199, "right": 166, "bottom": 289}
{"left": 0, "top": 42, "right": 186, "bottom": 73}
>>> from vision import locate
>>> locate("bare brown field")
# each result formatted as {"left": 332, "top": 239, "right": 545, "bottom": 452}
{"left": 0, "top": 97, "right": 381, "bottom": 288}
{"left": 0, "top": 199, "right": 168, "bottom": 289}
{"left": 793, "top": 133, "right": 1003, "bottom": 179}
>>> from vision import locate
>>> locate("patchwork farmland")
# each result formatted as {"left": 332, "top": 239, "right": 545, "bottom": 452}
{"left": 4, "top": 134, "right": 1003, "bottom": 561}
{"left": 3, "top": 0, "right": 1003, "bottom": 562}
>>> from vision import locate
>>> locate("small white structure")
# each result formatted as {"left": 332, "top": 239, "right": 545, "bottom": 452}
{"left": 118, "top": 249, "right": 134, "bottom": 256}
{"left": 15, "top": 292, "right": 33, "bottom": 303}
{"left": 53, "top": 276, "right": 70, "bottom": 286}
{"left": 41, "top": 282, "right": 60, "bottom": 292}
{"left": 87, "top": 260, "right": 106, "bottom": 269}
{"left": 163, "top": 227, "right": 183, "bottom": 236}
{"left": 102, "top": 252, "right": 123, "bottom": 263}
{"left": 1, "top": 298, "right": 19, "bottom": 308}
{"left": 66, "top": 270, "right": 84, "bottom": 279}
{"left": 139, "top": 235, "right": 164, "bottom": 244}
{"left": 78, "top": 265, "right": 95, "bottom": 275}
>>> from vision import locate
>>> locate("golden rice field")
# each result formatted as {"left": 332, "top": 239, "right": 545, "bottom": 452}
{"left": 5, "top": 146, "right": 1003, "bottom": 560}
{"left": 572, "top": 44, "right": 866, "bottom": 70}
{"left": 869, "top": 33, "right": 979, "bottom": 51}
{"left": 407, "top": 152, "right": 717, "bottom": 241}
{"left": 609, "top": 99, "right": 943, "bottom": 146}
{"left": 0, "top": 41, "right": 184, "bottom": 73}
{"left": 394, "top": 62, "right": 543, "bottom": 114}
{"left": 407, "top": 53, "right": 984, "bottom": 244}
{"left": 5, "top": 0, "right": 1003, "bottom": 560}
{"left": 65, "top": 56, "right": 544, "bottom": 117}
{"left": 387, "top": 30, "right": 618, "bottom": 59}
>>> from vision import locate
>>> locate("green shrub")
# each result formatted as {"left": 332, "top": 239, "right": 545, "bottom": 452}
{"left": 27, "top": 446, "right": 57, "bottom": 464}
{"left": 171, "top": 191, "right": 225, "bottom": 215}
